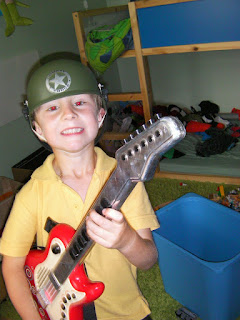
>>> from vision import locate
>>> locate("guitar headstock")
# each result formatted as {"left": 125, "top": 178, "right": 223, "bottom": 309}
{"left": 115, "top": 115, "right": 186, "bottom": 181}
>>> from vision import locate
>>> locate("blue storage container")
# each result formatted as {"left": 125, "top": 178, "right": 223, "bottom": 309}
{"left": 153, "top": 193, "right": 240, "bottom": 320}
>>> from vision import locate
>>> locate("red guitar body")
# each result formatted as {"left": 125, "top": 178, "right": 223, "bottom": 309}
{"left": 25, "top": 224, "right": 104, "bottom": 320}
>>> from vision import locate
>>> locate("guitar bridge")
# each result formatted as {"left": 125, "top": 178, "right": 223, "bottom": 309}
{"left": 36, "top": 289, "right": 50, "bottom": 309}
{"left": 35, "top": 267, "right": 60, "bottom": 308}
{"left": 36, "top": 274, "right": 59, "bottom": 309}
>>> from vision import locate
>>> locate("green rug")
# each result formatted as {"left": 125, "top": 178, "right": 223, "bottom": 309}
{"left": 1, "top": 178, "right": 240, "bottom": 320}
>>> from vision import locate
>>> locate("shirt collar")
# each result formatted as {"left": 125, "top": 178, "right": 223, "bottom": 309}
{"left": 31, "top": 147, "right": 116, "bottom": 181}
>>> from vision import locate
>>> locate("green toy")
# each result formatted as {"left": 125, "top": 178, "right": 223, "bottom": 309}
{"left": 0, "top": 0, "right": 33, "bottom": 37}
{"left": 85, "top": 18, "right": 132, "bottom": 74}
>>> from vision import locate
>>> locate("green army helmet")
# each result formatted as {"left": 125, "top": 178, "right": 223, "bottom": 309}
{"left": 26, "top": 59, "right": 100, "bottom": 115}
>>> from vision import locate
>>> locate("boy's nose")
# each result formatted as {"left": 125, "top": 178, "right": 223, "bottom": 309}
{"left": 62, "top": 105, "right": 77, "bottom": 119}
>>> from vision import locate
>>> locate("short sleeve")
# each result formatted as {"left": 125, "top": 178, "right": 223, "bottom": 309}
{"left": 121, "top": 182, "right": 159, "bottom": 231}
{"left": 0, "top": 184, "right": 38, "bottom": 257}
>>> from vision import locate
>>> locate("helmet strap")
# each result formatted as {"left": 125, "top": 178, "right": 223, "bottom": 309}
{"left": 23, "top": 100, "right": 30, "bottom": 121}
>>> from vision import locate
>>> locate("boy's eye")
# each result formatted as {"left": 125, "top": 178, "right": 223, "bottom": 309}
{"left": 48, "top": 106, "right": 57, "bottom": 111}
{"left": 74, "top": 101, "right": 84, "bottom": 106}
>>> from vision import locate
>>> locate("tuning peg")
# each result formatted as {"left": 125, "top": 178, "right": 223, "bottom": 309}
{"left": 154, "top": 113, "right": 161, "bottom": 120}
{"left": 147, "top": 119, "right": 154, "bottom": 127}
{"left": 123, "top": 132, "right": 136, "bottom": 144}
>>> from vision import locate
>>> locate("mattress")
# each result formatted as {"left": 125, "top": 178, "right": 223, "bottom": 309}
{"left": 160, "top": 132, "right": 240, "bottom": 178}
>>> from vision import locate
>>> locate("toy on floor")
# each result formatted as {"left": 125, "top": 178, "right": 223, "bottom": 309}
{"left": 209, "top": 186, "right": 240, "bottom": 212}
{"left": 176, "top": 307, "right": 198, "bottom": 320}
{"left": 0, "top": 0, "right": 33, "bottom": 37}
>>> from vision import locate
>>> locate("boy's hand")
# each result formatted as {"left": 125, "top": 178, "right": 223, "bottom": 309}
{"left": 86, "top": 208, "right": 135, "bottom": 251}
{"left": 86, "top": 208, "right": 158, "bottom": 270}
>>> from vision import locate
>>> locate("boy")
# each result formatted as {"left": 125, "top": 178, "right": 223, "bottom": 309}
{"left": 0, "top": 58, "right": 159, "bottom": 320}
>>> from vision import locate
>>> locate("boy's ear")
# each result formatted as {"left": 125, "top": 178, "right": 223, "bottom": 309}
{"left": 98, "top": 108, "right": 106, "bottom": 128}
{"left": 32, "top": 121, "right": 47, "bottom": 143}
{"left": 32, "top": 121, "right": 42, "bottom": 135}
{"left": 98, "top": 107, "right": 106, "bottom": 118}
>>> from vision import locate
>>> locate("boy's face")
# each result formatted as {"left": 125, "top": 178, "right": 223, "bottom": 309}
{"left": 33, "top": 94, "right": 105, "bottom": 154}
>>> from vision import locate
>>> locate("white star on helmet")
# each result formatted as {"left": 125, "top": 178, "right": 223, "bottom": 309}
{"left": 46, "top": 70, "right": 71, "bottom": 93}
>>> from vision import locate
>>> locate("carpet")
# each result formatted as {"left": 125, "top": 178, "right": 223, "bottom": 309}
{"left": 1, "top": 178, "right": 240, "bottom": 320}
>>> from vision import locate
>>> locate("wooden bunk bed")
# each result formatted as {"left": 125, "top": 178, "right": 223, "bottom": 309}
{"left": 73, "top": 0, "right": 240, "bottom": 185}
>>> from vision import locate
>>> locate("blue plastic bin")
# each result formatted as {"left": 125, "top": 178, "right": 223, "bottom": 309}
{"left": 153, "top": 193, "right": 240, "bottom": 320}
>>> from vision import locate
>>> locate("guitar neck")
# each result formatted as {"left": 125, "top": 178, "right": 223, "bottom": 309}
{"left": 53, "top": 165, "right": 137, "bottom": 284}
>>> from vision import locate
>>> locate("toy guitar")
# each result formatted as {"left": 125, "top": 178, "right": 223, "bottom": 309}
{"left": 24, "top": 115, "right": 186, "bottom": 320}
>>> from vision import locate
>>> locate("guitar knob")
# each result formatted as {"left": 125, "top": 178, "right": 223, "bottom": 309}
{"left": 51, "top": 244, "right": 61, "bottom": 254}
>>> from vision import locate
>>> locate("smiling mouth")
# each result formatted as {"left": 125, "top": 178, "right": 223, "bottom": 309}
{"left": 61, "top": 128, "right": 83, "bottom": 135}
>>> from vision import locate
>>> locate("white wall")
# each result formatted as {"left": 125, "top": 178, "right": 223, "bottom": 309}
{"left": 117, "top": 49, "right": 240, "bottom": 113}
{"left": 151, "top": 50, "right": 240, "bottom": 112}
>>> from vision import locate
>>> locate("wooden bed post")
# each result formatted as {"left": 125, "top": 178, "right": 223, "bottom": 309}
{"left": 128, "top": 1, "right": 153, "bottom": 122}
{"left": 72, "top": 11, "right": 88, "bottom": 66}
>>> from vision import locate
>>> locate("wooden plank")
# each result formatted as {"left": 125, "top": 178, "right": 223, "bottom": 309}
{"left": 135, "top": 0, "right": 196, "bottom": 9}
{"left": 141, "top": 41, "right": 240, "bottom": 55}
{"left": 121, "top": 42, "right": 240, "bottom": 57}
{"left": 72, "top": 12, "right": 88, "bottom": 66}
{"left": 154, "top": 168, "right": 240, "bottom": 185}
{"left": 154, "top": 201, "right": 173, "bottom": 211}
{"left": 120, "top": 49, "right": 136, "bottom": 58}
{"left": 74, "top": 5, "right": 128, "bottom": 17}
{"left": 108, "top": 92, "right": 142, "bottom": 101}
{"left": 101, "top": 131, "right": 129, "bottom": 140}
{"left": 128, "top": 1, "right": 153, "bottom": 122}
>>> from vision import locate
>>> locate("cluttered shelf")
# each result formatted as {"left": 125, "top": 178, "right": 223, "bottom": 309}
{"left": 73, "top": 0, "right": 240, "bottom": 183}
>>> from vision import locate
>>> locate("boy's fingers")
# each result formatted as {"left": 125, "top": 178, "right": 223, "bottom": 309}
{"left": 102, "top": 208, "right": 124, "bottom": 223}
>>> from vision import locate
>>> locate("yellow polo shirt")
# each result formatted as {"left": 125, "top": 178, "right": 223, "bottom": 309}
{"left": 0, "top": 147, "right": 159, "bottom": 320}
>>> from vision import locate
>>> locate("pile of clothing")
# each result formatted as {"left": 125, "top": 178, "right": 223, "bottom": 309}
{"left": 153, "top": 100, "right": 240, "bottom": 157}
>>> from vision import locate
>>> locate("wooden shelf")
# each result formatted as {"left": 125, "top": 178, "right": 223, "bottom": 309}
{"left": 135, "top": 0, "right": 196, "bottom": 9}
{"left": 141, "top": 41, "right": 240, "bottom": 56}
{"left": 101, "top": 131, "right": 129, "bottom": 141}
{"left": 120, "top": 49, "right": 136, "bottom": 58}
{"left": 108, "top": 92, "right": 142, "bottom": 102}
{"left": 76, "top": 5, "right": 128, "bottom": 17}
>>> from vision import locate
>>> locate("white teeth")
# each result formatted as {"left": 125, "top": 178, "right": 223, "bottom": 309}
{"left": 62, "top": 128, "right": 83, "bottom": 134}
